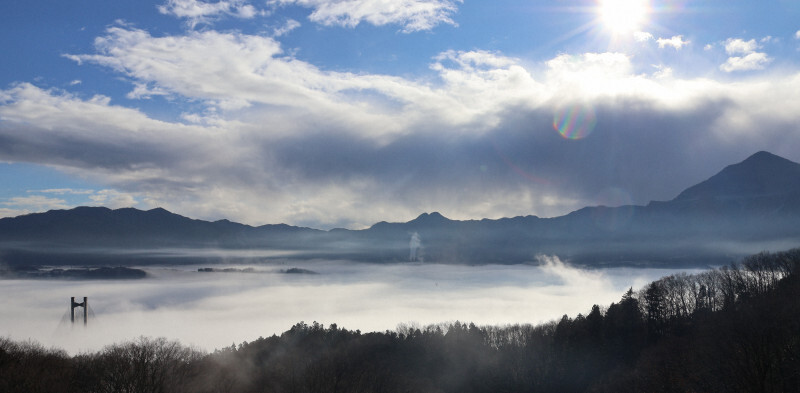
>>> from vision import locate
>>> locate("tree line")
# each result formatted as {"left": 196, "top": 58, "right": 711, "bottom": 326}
{"left": 2, "top": 248, "right": 799, "bottom": 392}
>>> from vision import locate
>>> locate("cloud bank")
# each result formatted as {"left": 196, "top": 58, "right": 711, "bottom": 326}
{"left": 0, "top": 259, "right": 691, "bottom": 355}
{"left": 3, "top": 23, "right": 800, "bottom": 228}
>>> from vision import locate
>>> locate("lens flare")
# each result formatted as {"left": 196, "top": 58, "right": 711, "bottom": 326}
{"left": 553, "top": 105, "right": 597, "bottom": 139}
{"left": 654, "top": 0, "right": 687, "bottom": 12}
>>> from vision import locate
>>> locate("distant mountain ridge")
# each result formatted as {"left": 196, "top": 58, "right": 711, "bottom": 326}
{"left": 674, "top": 151, "right": 800, "bottom": 201}
{"left": 2, "top": 151, "right": 800, "bottom": 267}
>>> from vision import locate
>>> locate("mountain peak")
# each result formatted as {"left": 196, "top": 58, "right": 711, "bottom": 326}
{"left": 674, "top": 151, "right": 800, "bottom": 201}
{"left": 741, "top": 151, "right": 793, "bottom": 166}
{"left": 410, "top": 212, "right": 450, "bottom": 224}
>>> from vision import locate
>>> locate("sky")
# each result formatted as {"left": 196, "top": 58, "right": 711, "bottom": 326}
{"left": 1, "top": 0, "right": 800, "bottom": 229}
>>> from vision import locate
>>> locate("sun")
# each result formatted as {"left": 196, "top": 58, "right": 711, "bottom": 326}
{"left": 598, "top": 0, "right": 650, "bottom": 34}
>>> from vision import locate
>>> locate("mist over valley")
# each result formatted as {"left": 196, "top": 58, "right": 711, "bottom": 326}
{"left": 0, "top": 258, "right": 694, "bottom": 355}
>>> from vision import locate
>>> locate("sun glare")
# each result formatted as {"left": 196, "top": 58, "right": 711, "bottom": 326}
{"left": 598, "top": 0, "right": 650, "bottom": 34}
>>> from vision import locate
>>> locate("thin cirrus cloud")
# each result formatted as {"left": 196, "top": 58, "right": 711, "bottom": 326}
{"left": 269, "top": 0, "right": 463, "bottom": 32}
{"left": 4, "top": 19, "right": 800, "bottom": 228}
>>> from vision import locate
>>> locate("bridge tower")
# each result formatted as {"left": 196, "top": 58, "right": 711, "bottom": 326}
{"left": 70, "top": 297, "right": 88, "bottom": 326}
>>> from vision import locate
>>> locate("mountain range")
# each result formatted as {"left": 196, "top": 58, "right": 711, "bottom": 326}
{"left": 2, "top": 151, "right": 800, "bottom": 267}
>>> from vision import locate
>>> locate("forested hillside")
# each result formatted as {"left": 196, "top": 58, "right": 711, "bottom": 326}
{"left": 2, "top": 248, "right": 799, "bottom": 392}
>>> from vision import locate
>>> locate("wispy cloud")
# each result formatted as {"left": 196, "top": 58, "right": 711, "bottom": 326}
{"left": 269, "top": 0, "right": 462, "bottom": 32}
{"left": 34, "top": 188, "right": 95, "bottom": 195}
{"left": 0, "top": 195, "right": 69, "bottom": 217}
{"left": 273, "top": 19, "right": 301, "bottom": 36}
{"left": 3, "top": 195, "right": 68, "bottom": 209}
{"left": 0, "top": 189, "right": 141, "bottom": 218}
{"left": 88, "top": 190, "right": 139, "bottom": 209}
{"left": 158, "top": 0, "right": 261, "bottom": 28}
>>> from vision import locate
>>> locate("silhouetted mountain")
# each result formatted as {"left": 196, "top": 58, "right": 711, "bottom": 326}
{"left": 674, "top": 151, "right": 800, "bottom": 200}
{"left": 2, "top": 151, "right": 799, "bottom": 267}
{"left": 0, "top": 206, "right": 323, "bottom": 248}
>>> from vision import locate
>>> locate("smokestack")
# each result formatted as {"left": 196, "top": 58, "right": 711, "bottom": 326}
{"left": 83, "top": 296, "right": 88, "bottom": 326}
{"left": 409, "top": 232, "right": 421, "bottom": 262}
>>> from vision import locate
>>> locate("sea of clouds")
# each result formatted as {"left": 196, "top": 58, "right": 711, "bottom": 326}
{"left": 0, "top": 256, "right": 700, "bottom": 354}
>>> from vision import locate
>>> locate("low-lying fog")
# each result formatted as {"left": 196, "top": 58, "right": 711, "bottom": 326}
{"left": 1, "top": 256, "right": 701, "bottom": 354}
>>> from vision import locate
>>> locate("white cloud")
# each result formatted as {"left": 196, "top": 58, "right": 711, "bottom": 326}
{"left": 720, "top": 38, "right": 771, "bottom": 72}
{"left": 6, "top": 25, "right": 800, "bottom": 228}
{"left": 429, "top": 50, "right": 541, "bottom": 123}
{"left": 795, "top": 30, "right": 800, "bottom": 40}
{"left": 270, "top": 0, "right": 462, "bottom": 32}
{"left": 273, "top": 19, "right": 301, "bottom": 36}
{"left": 657, "top": 35, "right": 689, "bottom": 50}
{"left": 724, "top": 38, "right": 759, "bottom": 55}
{"left": 0, "top": 188, "right": 139, "bottom": 217}
{"left": 652, "top": 64, "right": 673, "bottom": 79}
{"left": 158, "top": 0, "right": 260, "bottom": 28}
{"left": 0, "top": 208, "right": 24, "bottom": 218}
{"left": 543, "top": 52, "right": 660, "bottom": 102}
{"left": 127, "top": 82, "right": 170, "bottom": 100}
{"left": 64, "top": 27, "right": 541, "bottom": 136}
{"left": 1, "top": 195, "right": 69, "bottom": 216}
{"left": 65, "top": 28, "right": 301, "bottom": 110}
{"left": 88, "top": 189, "right": 139, "bottom": 209}
{"left": 720, "top": 52, "right": 772, "bottom": 72}
{"left": 633, "top": 31, "right": 653, "bottom": 42}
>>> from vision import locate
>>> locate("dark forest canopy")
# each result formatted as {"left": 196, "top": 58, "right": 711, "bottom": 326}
{"left": 2, "top": 248, "right": 799, "bottom": 392}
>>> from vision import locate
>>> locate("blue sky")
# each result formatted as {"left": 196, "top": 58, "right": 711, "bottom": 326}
{"left": 1, "top": 0, "right": 800, "bottom": 229}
